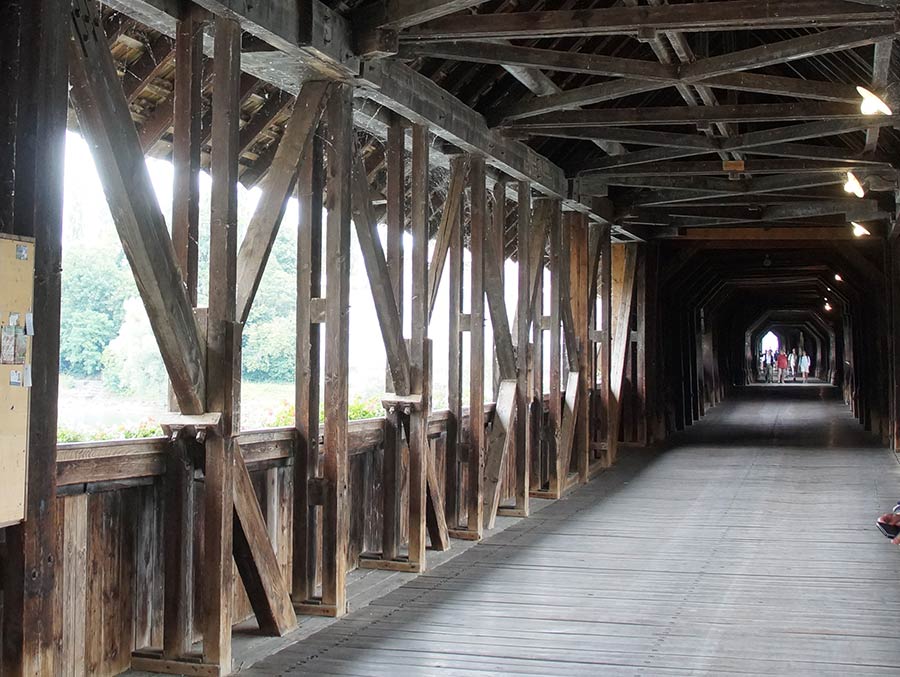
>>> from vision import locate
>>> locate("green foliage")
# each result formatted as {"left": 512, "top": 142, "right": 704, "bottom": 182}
{"left": 101, "top": 298, "right": 167, "bottom": 399}
{"left": 264, "top": 395, "right": 384, "bottom": 429}
{"left": 242, "top": 316, "right": 295, "bottom": 383}
{"left": 348, "top": 396, "right": 383, "bottom": 421}
{"left": 59, "top": 246, "right": 131, "bottom": 376}
{"left": 57, "top": 420, "right": 162, "bottom": 443}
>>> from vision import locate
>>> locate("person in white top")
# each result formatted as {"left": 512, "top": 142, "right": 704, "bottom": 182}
{"left": 799, "top": 350, "right": 811, "bottom": 384}
{"left": 788, "top": 348, "right": 798, "bottom": 381}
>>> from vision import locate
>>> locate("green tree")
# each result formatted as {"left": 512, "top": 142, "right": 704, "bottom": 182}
{"left": 101, "top": 298, "right": 167, "bottom": 400}
{"left": 243, "top": 315, "right": 295, "bottom": 383}
{"left": 59, "top": 246, "right": 130, "bottom": 376}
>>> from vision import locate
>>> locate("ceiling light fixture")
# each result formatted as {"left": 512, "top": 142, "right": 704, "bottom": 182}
{"left": 857, "top": 86, "right": 893, "bottom": 116}
{"left": 824, "top": 302, "right": 833, "bottom": 312}
{"left": 851, "top": 222, "right": 871, "bottom": 237}
{"left": 844, "top": 171, "right": 865, "bottom": 198}
{"left": 834, "top": 273, "right": 843, "bottom": 282}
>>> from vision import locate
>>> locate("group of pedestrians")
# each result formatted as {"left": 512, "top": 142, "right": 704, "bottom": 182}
{"left": 760, "top": 348, "right": 811, "bottom": 383}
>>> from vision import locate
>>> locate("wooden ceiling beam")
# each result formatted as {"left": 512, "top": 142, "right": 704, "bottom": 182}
{"left": 680, "top": 26, "right": 894, "bottom": 82}
{"left": 360, "top": 1, "right": 491, "bottom": 31}
{"left": 589, "top": 159, "right": 891, "bottom": 177}
{"left": 677, "top": 226, "right": 864, "bottom": 240}
{"left": 103, "top": 1, "right": 609, "bottom": 222}
{"left": 865, "top": 38, "right": 894, "bottom": 153}
{"left": 573, "top": 117, "right": 899, "bottom": 172}
{"left": 498, "top": 26, "right": 888, "bottom": 121}
{"left": 402, "top": 1, "right": 894, "bottom": 41}
{"left": 583, "top": 172, "right": 846, "bottom": 196}
{"left": 702, "top": 72, "right": 860, "bottom": 104}
{"left": 506, "top": 103, "right": 889, "bottom": 128}
{"left": 624, "top": 173, "right": 848, "bottom": 206}
{"left": 397, "top": 41, "right": 677, "bottom": 81}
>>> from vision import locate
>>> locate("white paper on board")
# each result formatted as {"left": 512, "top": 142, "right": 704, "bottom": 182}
{"left": 24, "top": 365, "right": 32, "bottom": 388}
{"left": 25, "top": 312, "right": 34, "bottom": 336}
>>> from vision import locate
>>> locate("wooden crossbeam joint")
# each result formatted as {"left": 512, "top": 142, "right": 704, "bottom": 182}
{"left": 159, "top": 413, "right": 223, "bottom": 443}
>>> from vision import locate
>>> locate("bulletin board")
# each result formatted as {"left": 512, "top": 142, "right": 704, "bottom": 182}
{"left": 0, "top": 234, "right": 34, "bottom": 528}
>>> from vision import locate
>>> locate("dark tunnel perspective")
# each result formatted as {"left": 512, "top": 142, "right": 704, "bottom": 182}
{"left": 644, "top": 241, "right": 891, "bottom": 444}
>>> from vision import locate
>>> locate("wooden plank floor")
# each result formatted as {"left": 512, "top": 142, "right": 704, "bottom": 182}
{"left": 246, "top": 386, "right": 900, "bottom": 676}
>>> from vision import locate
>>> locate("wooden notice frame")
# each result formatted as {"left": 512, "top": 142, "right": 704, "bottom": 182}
{"left": 0, "top": 233, "right": 35, "bottom": 528}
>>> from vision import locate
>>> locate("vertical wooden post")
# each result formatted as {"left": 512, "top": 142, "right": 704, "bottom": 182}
{"left": 1, "top": 1, "right": 67, "bottom": 673}
{"left": 467, "top": 155, "right": 486, "bottom": 539}
{"left": 382, "top": 113, "right": 405, "bottom": 562}
{"left": 408, "top": 124, "right": 430, "bottom": 570}
{"left": 491, "top": 181, "right": 506, "bottom": 400}
{"left": 446, "top": 159, "right": 464, "bottom": 529}
{"left": 0, "top": 1, "right": 20, "bottom": 234}
{"left": 514, "top": 182, "right": 531, "bottom": 514}
{"left": 320, "top": 84, "right": 352, "bottom": 614}
{"left": 292, "top": 131, "right": 323, "bottom": 603}
{"left": 202, "top": 16, "right": 241, "bottom": 671}
{"left": 634, "top": 249, "right": 647, "bottom": 446}
{"left": 567, "top": 213, "right": 590, "bottom": 483}
{"left": 548, "top": 204, "right": 562, "bottom": 496}
{"left": 529, "top": 201, "right": 550, "bottom": 494}
{"left": 163, "top": 7, "right": 203, "bottom": 658}
{"left": 598, "top": 224, "right": 612, "bottom": 462}
{"left": 172, "top": 5, "right": 203, "bottom": 307}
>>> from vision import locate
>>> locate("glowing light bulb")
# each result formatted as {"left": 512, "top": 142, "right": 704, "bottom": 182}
{"left": 834, "top": 273, "right": 843, "bottom": 282}
{"left": 851, "top": 222, "right": 871, "bottom": 237}
{"left": 824, "top": 302, "right": 833, "bottom": 311}
{"left": 857, "top": 86, "right": 892, "bottom": 116}
{"left": 844, "top": 171, "right": 865, "bottom": 198}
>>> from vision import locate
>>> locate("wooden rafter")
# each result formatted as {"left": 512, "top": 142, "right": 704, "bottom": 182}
{"left": 402, "top": 2, "right": 894, "bottom": 41}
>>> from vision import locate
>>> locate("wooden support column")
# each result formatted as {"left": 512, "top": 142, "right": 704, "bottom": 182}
{"left": 292, "top": 132, "right": 324, "bottom": 604}
{"left": 447, "top": 179, "right": 464, "bottom": 529}
{"left": 0, "top": 1, "right": 19, "bottom": 234}
{"left": 529, "top": 200, "right": 551, "bottom": 495}
{"left": 162, "top": 7, "right": 203, "bottom": 658}
{"left": 547, "top": 203, "right": 563, "bottom": 497}
{"left": 382, "top": 113, "right": 405, "bottom": 561}
{"left": 202, "top": 17, "right": 241, "bottom": 671}
{"left": 408, "top": 124, "right": 430, "bottom": 570}
{"left": 320, "top": 83, "right": 352, "bottom": 614}
{"left": 598, "top": 224, "right": 612, "bottom": 453}
{"left": 635, "top": 249, "right": 649, "bottom": 447}
{"left": 464, "top": 155, "right": 487, "bottom": 539}
{"left": 0, "top": 0, "right": 67, "bottom": 673}
{"left": 608, "top": 244, "right": 638, "bottom": 465}
{"left": 567, "top": 212, "right": 590, "bottom": 484}
{"left": 172, "top": 5, "right": 204, "bottom": 307}
{"left": 513, "top": 182, "right": 531, "bottom": 514}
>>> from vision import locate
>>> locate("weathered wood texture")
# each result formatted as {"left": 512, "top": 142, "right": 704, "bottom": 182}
{"left": 0, "top": 1, "right": 68, "bottom": 674}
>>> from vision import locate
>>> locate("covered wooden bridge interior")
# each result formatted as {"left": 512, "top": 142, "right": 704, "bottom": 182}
{"left": 3, "top": 0, "right": 900, "bottom": 674}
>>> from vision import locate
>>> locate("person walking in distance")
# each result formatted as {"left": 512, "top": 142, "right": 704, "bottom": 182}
{"left": 776, "top": 350, "right": 789, "bottom": 384}
{"left": 789, "top": 348, "right": 798, "bottom": 382}
{"left": 763, "top": 349, "right": 774, "bottom": 383}
{"left": 799, "top": 350, "right": 811, "bottom": 384}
